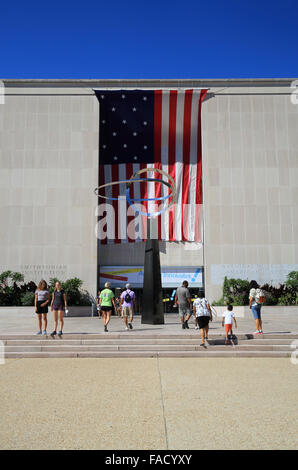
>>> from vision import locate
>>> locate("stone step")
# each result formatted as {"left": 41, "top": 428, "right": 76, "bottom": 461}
{"left": 1, "top": 333, "right": 298, "bottom": 341}
{"left": 4, "top": 344, "right": 293, "bottom": 353}
{"left": 4, "top": 350, "right": 292, "bottom": 358}
{"left": 1, "top": 337, "right": 296, "bottom": 346}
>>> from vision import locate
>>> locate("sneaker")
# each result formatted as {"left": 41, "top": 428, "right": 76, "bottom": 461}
{"left": 195, "top": 326, "right": 199, "bottom": 330}
{"left": 50, "top": 331, "right": 57, "bottom": 337}
{"left": 128, "top": 322, "right": 133, "bottom": 330}
{"left": 42, "top": 330, "right": 47, "bottom": 336}
{"left": 253, "top": 331, "right": 259, "bottom": 335}
{"left": 58, "top": 331, "right": 63, "bottom": 336}
{"left": 36, "top": 330, "right": 42, "bottom": 335}
{"left": 125, "top": 327, "right": 129, "bottom": 331}
{"left": 184, "top": 321, "right": 189, "bottom": 329}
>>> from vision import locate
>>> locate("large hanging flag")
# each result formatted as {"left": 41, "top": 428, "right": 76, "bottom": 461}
{"left": 95, "top": 88, "right": 207, "bottom": 244}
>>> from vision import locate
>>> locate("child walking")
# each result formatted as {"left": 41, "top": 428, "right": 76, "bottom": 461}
{"left": 222, "top": 305, "right": 237, "bottom": 345}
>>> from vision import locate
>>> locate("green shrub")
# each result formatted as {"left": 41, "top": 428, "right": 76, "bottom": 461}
{"left": 213, "top": 272, "right": 298, "bottom": 306}
{"left": 49, "top": 277, "right": 91, "bottom": 306}
{"left": 20, "top": 292, "right": 35, "bottom": 306}
{"left": 0, "top": 271, "right": 26, "bottom": 306}
{"left": 0, "top": 272, "right": 91, "bottom": 307}
{"left": 285, "top": 271, "right": 298, "bottom": 289}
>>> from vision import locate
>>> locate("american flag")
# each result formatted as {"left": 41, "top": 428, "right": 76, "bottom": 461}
{"left": 95, "top": 89, "right": 207, "bottom": 244}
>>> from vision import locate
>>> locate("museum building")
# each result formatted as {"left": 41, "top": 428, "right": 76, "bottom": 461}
{"left": 0, "top": 79, "right": 297, "bottom": 303}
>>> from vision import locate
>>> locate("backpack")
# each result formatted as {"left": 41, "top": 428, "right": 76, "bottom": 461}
{"left": 255, "top": 288, "right": 266, "bottom": 304}
{"left": 124, "top": 291, "right": 131, "bottom": 303}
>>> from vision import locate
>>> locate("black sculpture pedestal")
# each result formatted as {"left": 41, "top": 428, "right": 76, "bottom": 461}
{"left": 141, "top": 218, "right": 164, "bottom": 325}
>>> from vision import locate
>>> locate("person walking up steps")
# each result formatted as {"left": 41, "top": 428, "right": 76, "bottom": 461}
{"left": 193, "top": 291, "right": 212, "bottom": 347}
{"left": 222, "top": 304, "right": 237, "bottom": 345}
{"left": 100, "top": 282, "right": 116, "bottom": 332}
{"left": 120, "top": 283, "right": 136, "bottom": 330}
{"left": 175, "top": 281, "right": 192, "bottom": 329}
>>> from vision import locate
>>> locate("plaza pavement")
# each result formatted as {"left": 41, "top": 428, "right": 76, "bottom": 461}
{"left": 0, "top": 310, "right": 297, "bottom": 450}
{"left": 0, "top": 357, "right": 297, "bottom": 450}
{"left": 1, "top": 309, "right": 298, "bottom": 335}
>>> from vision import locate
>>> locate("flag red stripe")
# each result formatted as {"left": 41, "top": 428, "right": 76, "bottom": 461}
{"left": 195, "top": 90, "right": 207, "bottom": 241}
{"left": 181, "top": 89, "right": 193, "bottom": 241}
{"left": 154, "top": 90, "right": 163, "bottom": 240}
{"left": 168, "top": 90, "right": 177, "bottom": 241}
{"left": 140, "top": 162, "right": 148, "bottom": 240}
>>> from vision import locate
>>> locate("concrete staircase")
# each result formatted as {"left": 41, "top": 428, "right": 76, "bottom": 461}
{"left": 1, "top": 333, "right": 297, "bottom": 358}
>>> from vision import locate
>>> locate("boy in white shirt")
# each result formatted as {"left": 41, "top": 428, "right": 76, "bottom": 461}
{"left": 222, "top": 304, "right": 237, "bottom": 345}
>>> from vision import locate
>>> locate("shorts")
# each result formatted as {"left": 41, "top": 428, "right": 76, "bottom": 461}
{"left": 197, "top": 316, "right": 210, "bottom": 329}
{"left": 178, "top": 306, "right": 191, "bottom": 318}
{"left": 36, "top": 300, "right": 48, "bottom": 314}
{"left": 52, "top": 304, "right": 65, "bottom": 311}
{"left": 101, "top": 305, "right": 113, "bottom": 312}
{"left": 122, "top": 306, "right": 134, "bottom": 318}
{"left": 225, "top": 324, "right": 233, "bottom": 334}
{"left": 251, "top": 305, "right": 262, "bottom": 320}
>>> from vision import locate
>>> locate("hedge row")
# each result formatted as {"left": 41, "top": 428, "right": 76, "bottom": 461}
{"left": 212, "top": 271, "right": 298, "bottom": 306}
{"left": 0, "top": 271, "right": 92, "bottom": 307}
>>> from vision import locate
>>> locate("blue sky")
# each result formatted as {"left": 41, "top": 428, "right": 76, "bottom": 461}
{"left": 1, "top": 0, "right": 297, "bottom": 79}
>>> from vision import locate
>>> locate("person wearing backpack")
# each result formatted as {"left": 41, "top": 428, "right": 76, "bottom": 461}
{"left": 249, "top": 280, "right": 265, "bottom": 335}
{"left": 120, "top": 283, "right": 136, "bottom": 330}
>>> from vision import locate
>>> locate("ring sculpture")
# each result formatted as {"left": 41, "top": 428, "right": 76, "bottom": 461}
{"left": 94, "top": 167, "right": 177, "bottom": 218}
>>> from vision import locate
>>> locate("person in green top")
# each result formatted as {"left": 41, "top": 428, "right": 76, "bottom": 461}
{"left": 99, "top": 282, "right": 116, "bottom": 332}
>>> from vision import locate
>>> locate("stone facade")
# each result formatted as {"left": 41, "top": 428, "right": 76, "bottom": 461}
{"left": 0, "top": 79, "right": 297, "bottom": 301}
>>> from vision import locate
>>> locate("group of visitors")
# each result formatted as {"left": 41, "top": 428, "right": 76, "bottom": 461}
{"left": 35, "top": 280, "right": 67, "bottom": 337}
{"left": 174, "top": 279, "right": 264, "bottom": 346}
{"left": 34, "top": 278, "right": 264, "bottom": 341}
{"left": 96, "top": 282, "right": 136, "bottom": 332}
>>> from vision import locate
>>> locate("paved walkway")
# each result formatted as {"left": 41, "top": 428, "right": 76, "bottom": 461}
{"left": 1, "top": 310, "right": 298, "bottom": 335}
{"left": 0, "top": 357, "right": 297, "bottom": 449}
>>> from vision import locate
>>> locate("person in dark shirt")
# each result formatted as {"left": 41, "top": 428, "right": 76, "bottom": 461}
{"left": 34, "top": 280, "right": 50, "bottom": 335}
{"left": 50, "top": 281, "right": 67, "bottom": 337}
